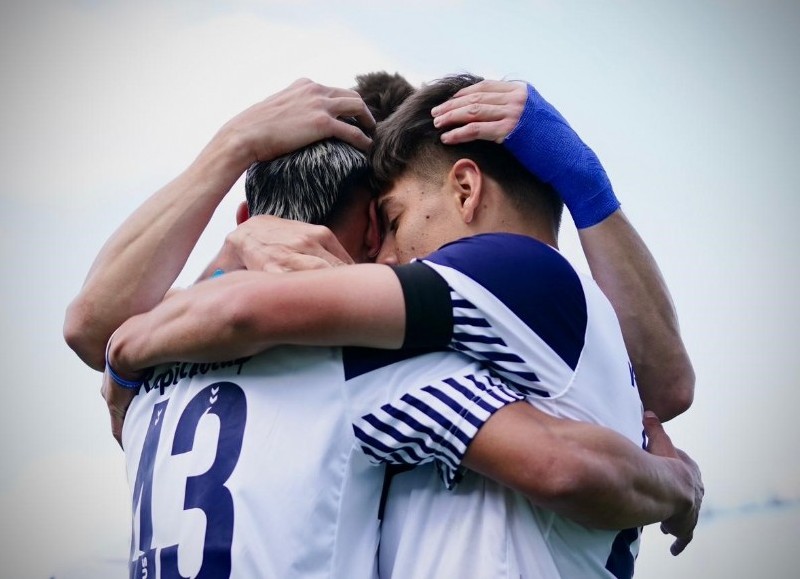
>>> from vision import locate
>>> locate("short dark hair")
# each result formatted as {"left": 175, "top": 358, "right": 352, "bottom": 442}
{"left": 369, "top": 72, "right": 563, "bottom": 228}
{"left": 354, "top": 71, "right": 416, "bottom": 123}
{"left": 245, "top": 138, "right": 367, "bottom": 225}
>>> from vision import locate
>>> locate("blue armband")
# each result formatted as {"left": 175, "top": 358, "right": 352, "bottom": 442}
{"left": 504, "top": 83, "right": 620, "bottom": 229}
{"left": 105, "top": 338, "right": 144, "bottom": 390}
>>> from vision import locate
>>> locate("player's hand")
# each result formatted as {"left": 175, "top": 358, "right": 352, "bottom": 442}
{"left": 643, "top": 411, "right": 704, "bottom": 556}
{"left": 100, "top": 370, "right": 137, "bottom": 448}
{"left": 431, "top": 80, "right": 528, "bottom": 145}
{"left": 217, "top": 78, "right": 376, "bottom": 167}
{"left": 212, "top": 215, "right": 355, "bottom": 274}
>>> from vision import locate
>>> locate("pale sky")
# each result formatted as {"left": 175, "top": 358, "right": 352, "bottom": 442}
{"left": 1, "top": 0, "right": 798, "bottom": 577}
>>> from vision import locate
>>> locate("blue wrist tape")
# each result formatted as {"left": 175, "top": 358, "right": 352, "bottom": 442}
{"left": 504, "top": 84, "right": 620, "bottom": 229}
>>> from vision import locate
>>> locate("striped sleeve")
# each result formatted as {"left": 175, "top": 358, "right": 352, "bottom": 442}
{"left": 353, "top": 371, "right": 524, "bottom": 489}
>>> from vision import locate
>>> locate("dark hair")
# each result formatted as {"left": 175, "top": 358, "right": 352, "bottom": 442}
{"left": 354, "top": 71, "right": 416, "bottom": 123}
{"left": 369, "top": 73, "right": 563, "bottom": 228}
{"left": 245, "top": 138, "right": 367, "bottom": 225}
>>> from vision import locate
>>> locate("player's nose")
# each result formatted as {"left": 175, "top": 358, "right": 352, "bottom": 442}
{"left": 376, "top": 238, "right": 398, "bottom": 265}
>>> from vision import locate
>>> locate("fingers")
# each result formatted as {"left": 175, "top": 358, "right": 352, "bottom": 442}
{"left": 303, "top": 82, "right": 375, "bottom": 149}
{"left": 434, "top": 79, "right": 522, "bottom": 114}
{"left": 328, "top": 95, "right": 377, "bottom": 133}
{"left": 667, "top": 529, "right": 692, "bottom": 556}
{"left": 234, "top": 218, "right": 354, "bottom": 273}
{"left": 440, "top": 120, "right": 515, "bottom": 145}
{"left": 431, "top": 80, "right": 527, "bottom": 145}
{"left": 643, "top": 410, "right": 679, "bottom": 459}
{"left": 329, "top": 118, "right": 373, "bottom": 152}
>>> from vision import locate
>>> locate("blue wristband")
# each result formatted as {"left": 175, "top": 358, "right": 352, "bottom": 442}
{"left": 211, "top": 268, "right": 225, "bottom": 278}
{"left": 105, "top": 339, "right": 144, "bottom": 390}
{"left": 504, "top": 83, "right": 620, "bottom": 229}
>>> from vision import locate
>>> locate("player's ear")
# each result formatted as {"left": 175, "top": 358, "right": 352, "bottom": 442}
{"left": 236, "top": 201, "right": 250, "bottom": 225}
{"left": 448, "top": 158, "right": 483, "bottom": 225}
{"left": 366, "top": 198, "right": 381, "bottom": 259}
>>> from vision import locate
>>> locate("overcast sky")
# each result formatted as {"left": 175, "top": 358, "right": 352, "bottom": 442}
{"left": 1, "top": 1, "right": 798, "bottom": 577}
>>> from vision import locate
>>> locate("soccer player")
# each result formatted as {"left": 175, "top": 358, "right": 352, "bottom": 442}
{"left": 94, "top": 74, "right": 701, "bottom": 577}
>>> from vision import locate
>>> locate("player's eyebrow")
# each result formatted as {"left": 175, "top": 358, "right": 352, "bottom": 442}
{"left": 377, "top": 194, "right": 399, "bottom": 217}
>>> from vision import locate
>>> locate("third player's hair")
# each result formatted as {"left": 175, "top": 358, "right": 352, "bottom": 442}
{"left": 354, "top": 71, "right": 416, "bottom": 123}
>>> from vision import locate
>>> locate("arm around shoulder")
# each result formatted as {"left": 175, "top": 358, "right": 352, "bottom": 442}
{"left": 462, "top": 402, "right": 698, "bottom": 532}
{"left": 107, "top": 265, "right": 409, "bottom": 374}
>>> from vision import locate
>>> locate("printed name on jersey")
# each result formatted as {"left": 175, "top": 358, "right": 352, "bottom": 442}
{"left": 139, "top": 357, "right": 252, "bottom": 395}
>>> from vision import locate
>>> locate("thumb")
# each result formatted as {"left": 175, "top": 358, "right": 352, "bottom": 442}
{"left": 644, "top": 410, "right": 678, "bottom": 459}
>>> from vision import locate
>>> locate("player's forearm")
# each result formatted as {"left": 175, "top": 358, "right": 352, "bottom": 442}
{"left": 64, "top": 134, "right": 251, "bottom": 371}
{"left": 463, "top": 403, "right": 692, "bottom": 530}
{"left": 579, "top": 210, "right": 694, "bottom": 420}
{"left": 107, "top": 267, "right": 408, "bottom": 375}
{"left": 542, "top": 422, "right": 694, "bottom": 529}
{"left": 107, "top": 277, "right": 263, "bottom": 375}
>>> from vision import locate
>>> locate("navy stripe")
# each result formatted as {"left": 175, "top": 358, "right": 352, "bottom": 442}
{"left": 451, "top": 298, "right": 476, "bottom": 309}
{"left": 453, "top": 316, "right": 492, "bottom": 328}
{"left": 358, "top": 416, "right": 429, "bottom": 463}
{"left": 382, "top": 401, "right": 463, "bottom": 459}
{"left": 452, "top": 332, "right": 507, "bottom": 345}
{"left": 479, "top": 359, "right": 540, "bottom": 383}
{"left": 401, "top": 394, "right": 473, "bottom": 447}
{"left": 359, "top": 414, "right": 433, "bottom": 462}
{"left": 504, "top": 378, "right": 551, "bottom": 398}
{"left": 342, "top": 346, "right": 441, "bottom": 381}
{"left": 425, "top": 233, "right": 587, "bottom": 370}
{"left": 472, "top": 350, "right": 526, "bottom": 363}
{"left": 420, "top": 386, "right": 484, "bottom": 431}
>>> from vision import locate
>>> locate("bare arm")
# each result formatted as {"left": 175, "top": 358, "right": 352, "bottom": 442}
{"left": 579, "top": 211, "right": 694, "bottom": 419}
{"left": 433, "top": 79, "right": 694, "bottom": 420}
{"left": 464, "top": 404, "right": 702, "bottom": 554}
{"left": 64, "top": 79, "right": 375, "bottom": 371}
{"left": 105, "top": 265, "right": 407, "bottom": 377}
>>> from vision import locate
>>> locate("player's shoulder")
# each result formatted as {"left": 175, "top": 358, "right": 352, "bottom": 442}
{"left": 422, "top": 232, "right": 576, "bottom": 282}
{"left": 420, "top": 232, "right": 585, "bottom": 308}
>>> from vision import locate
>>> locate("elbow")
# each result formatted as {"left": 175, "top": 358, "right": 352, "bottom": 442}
{"left": 662, "top": 357, "right": 696, "bottom": 421}
{"left": 63, "top": 299, "right": 106, "bottom": 371}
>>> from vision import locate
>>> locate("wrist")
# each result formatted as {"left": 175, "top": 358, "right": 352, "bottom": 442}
{"left": 105, "top": 331, "right": 145, "bottom": 389}
{"left": 503, "top": 83, "right": 620, "bottom": 229}
{"left": 198, "top": 126, "right": 256, "bottom": 181}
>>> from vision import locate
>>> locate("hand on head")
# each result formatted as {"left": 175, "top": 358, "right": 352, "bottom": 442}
{"left": 218, "top": 78, "right": 376, "bottom": 167}
{"left": 431, "top": 80, "right": 528, "bottom": 145}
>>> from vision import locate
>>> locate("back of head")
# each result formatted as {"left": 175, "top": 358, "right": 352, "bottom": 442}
{"left": 370, "top": 73, "right": 563, "bottom": 228}
{"left": 245, "top": 138, "right": 367, "bottom": 225}
{"left": 353, "top": 71, "right": 416, "bottom": 123}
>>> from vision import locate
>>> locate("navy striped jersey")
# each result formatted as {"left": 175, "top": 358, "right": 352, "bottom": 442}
{"left": 357, "top": 232, "right": 645, "bottom": 579}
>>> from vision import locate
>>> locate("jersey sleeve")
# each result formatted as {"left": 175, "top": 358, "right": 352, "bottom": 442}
{"left": 393, "top": 233, "right": 588, "bottom": 399}
{"left": 351, "top": 364, "right": 524, "bottom": 489}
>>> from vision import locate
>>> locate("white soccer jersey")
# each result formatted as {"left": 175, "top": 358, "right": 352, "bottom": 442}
{"left": 356, "top": 232, "right": 645, "bottom": 579}
{"left": 121, "top": 343, "right": 521, "bottom": 578}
